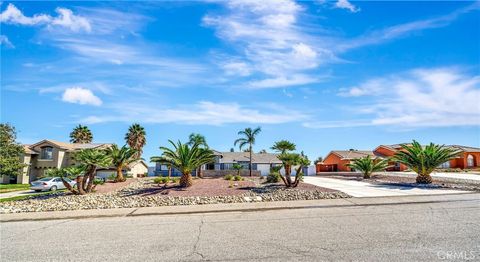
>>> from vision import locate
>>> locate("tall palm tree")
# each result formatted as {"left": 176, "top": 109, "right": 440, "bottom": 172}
{"left": 393, "top": 140, "right": 461, "bottom": 184}
{"left": 71, "top": 149, "right": 111, "bottom": 194}
{"left": 69, "top": 124, "right": 93, "bottom": 144}
{"left": 151, "top": 140, "right": 215, "bottom": 188}
{"left": 234, "top": 127, "right": 261, "bottom": 176}
{"left": 105, "top": 144, "right": 139, "bottom": 182}
{"left": 125, "top": 123, "right": 146, "bottom": 159}
{"left": 188, "top": 133, "right": 209, "bottom": 178}
{"left": 347, "top": 156, "right": 389, "bottom": 179}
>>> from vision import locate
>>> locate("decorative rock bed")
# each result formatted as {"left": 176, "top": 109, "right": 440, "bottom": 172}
{"left": 0, "top": 180, "right": 351, "bottom": 214}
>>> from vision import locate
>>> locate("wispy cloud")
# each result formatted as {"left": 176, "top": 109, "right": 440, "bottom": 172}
{"left": 0, "top": 3, "right": 91, "bottom": 32}
{"left": 334, "top": 0, "right": 360, "bottom": 13}
{"left": 306, "top": 67, "right": 480, "bottom": 128}
{"left": 0, "top": 35, "right": 14, "bottom": 48}
{"left": 80, "top": 101, "right": 308, "bottom": 125}
{"left": 62, "top": 87, "right": 102, "bottom": 106}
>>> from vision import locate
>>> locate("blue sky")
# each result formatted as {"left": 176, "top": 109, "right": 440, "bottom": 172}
{"left": 1, "top": 0, "right": 479, "bottom": 164}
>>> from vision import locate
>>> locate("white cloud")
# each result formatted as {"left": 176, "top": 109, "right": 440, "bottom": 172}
{"left": 308, "top": 67, "right": 480, "bottom": 128}
{"left": 80, "top": 101, "right": 308, "bottom": 125}
{"left": 0, "top": 4, "right": 91, "bottom": 32}
{"left": 248, "top": 74, "right": 318, "bottom": 89}
{"left": 0, "top": 35, "right": 14, "bottom": 48}
{"left": 62, "top": 87, "right": 102, "bottom": 106}
{"left": 222, "top": 61, "right": 252, "bottom": 76}
{"left": 334, "top": 0, "right": 360, "bottom": 13}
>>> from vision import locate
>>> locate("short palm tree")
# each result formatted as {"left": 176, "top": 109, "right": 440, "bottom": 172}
{"left": 234, "top": 127, "right": 261, "bottom": 176}
{"left": 188, "top": 133, "right": 209, "bottom": 178}
{"left": 347, "top": 156, "right": 389, "bottom": 179}
{"left": 70, "top": 124, "right": 93, "bottom": 144}
{"left": 393, "top": 140, "right": 461, "bottom": 184}
{"left": 125, "top": 123, "right": 146, "bottom": 159}
{"left": 271, "top": 140, "right": 296, "bottom": 154}
{"left": 71, "top": 149, "right": 111, "bottom": 194}
{"left": 232, "top": 163, "right": 243, "bottom": 176}
{"left": 277, "top": 152, "right": 309, "bottom": 188}
{"left": 105, "top": 144, "right": 139, "bottom": 182}
{"left": 152, "top": 140, "right": 215, "bottom": 188}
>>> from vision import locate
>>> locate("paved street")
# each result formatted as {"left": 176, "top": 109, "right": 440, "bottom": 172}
{"left": 2, "top": 194, "right": 479, "bottom": 261}
{"left": 303, "top": 176, "right": 468, "bottom": 197}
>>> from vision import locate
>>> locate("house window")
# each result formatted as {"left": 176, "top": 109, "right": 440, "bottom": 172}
{"left": 440, "top": 161, "right": 450, "bottom": 168}
{"left": 467, "top": 155, "right": 474, "bottom": 167}
{"left": 40, "top": 147, "right": 53, "bottom": 160}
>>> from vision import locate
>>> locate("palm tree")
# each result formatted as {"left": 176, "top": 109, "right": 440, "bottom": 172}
{"left": 270, "top": 140, "right": 296, "bottom": 154}
{"left": 70, "top": 149, "right": 111, "bottom": 194}
{"left": 69, "top": 124, "right": 93, "bottom": 143}
{"left": 347, "top": 156, "right": 389, "bottom": 179}
{"left": 105, "top": 144, "right": 139, "bottom": 182}
{"left": 393, "top": 140, "right": 461, "bottom": 184}
{"left": 151, "top": 140, "right": 215, "bottom": 188}
{"left": 188, "top": 133, "right": 209, "bottom": 178}
{"left": 234, "top": 127, "right": 261, "bottom": 176}
{"left": 232, "top": 163, "right": 243, "bottom": 176}
{"left": 125, "top": 123, "right": 146, "bottom": 159}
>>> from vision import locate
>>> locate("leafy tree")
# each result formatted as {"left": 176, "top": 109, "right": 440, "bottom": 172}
{"left": 105, "top": 144, "right": 139, "bottom": 182}
{"left": 347, "top": 156, "right": 389, "bottom": 179}
{"left": 313, "top": 156, "right": 323, "bottom": 165}
{"left": 69, "top": 124, "right": 93, "bottom": 144}
{"left": 230, "top": 148, "right": 234, "bottom": 152}
{"left": 234, "top": 127, "right": 261, "bottom": 176}
{"left": 188, "top": 133, "right": 209, "bottom": 178}
{"left": 258, "top": 149, "right": 267, "bottom": 154}
{"left": 63, "top": 149, "right": 111, "bottom": 194}
{"left": 271, "top": 140, "right": 310, "bottom": 187}
{"left": 232, "top": 163, "right": 243, "bottom": 176}
{"left": 393, "top": 140, "right": 461, "bottom": 184}
{"left": 0, "top": 123, "right": 26, "bottom": 178}
{"left": 125, "top": 123, "right": 146, "bottom": 159}
{"left": 151, "top": 140, "right": 215, "bottom": 187}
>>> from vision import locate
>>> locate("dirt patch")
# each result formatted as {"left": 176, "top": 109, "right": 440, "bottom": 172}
{"left": 93, "top": 179, "right": 138, "bottom": 194}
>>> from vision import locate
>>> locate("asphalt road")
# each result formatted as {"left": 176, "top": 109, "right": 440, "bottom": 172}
{"left": 1, "top": 196, "right": 479, "bottom": 261}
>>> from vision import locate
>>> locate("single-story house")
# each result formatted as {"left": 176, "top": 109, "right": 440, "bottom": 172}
{"left": 316, "top": 144, "right": 480, "bottom": 173}
{"left": 96, "top": 160, "right": 149, "bottom": 180}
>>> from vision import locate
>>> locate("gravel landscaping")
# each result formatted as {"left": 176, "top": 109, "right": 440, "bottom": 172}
{"left": 0, "top": 177, "right": 350, "bottom": 214}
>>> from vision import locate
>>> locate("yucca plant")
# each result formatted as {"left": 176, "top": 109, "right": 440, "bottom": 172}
{"left": 393, "top": 140, "right": 461, "bottom": 184}
{"left": 232, "top": 163, "right": 243, "bottom": 176}
{"left": 151, "top": 140, "right": 215, "bottom": 187}
{"left": 347, "top": 155, "right": 389, "bottom": 179}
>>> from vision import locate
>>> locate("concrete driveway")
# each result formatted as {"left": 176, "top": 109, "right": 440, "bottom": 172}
{"left": 304, "top": 176, "right": 468, "bottom": 197}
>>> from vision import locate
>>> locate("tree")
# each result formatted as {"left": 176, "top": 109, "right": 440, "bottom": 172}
{"left": 125, "top": 123, "right": 146, "bottom": 159}
{"left": 105, "top": 144, "right": 139, "bottom": 182}
{"left": 232, "top": 163, "right": 243, "bottom": 176}
{"left": 230, "top": 148, "right": 234, "bottom": 152}
{"left": 347, "top": 156, "right": 389, "bottom": 179}
{"left": 234, "top": 127, "right": 261, "bottom": 176}
{"left": 271, "top": 140, "right": 309, "bottom": 188}
{"left": 188, "top": 133, "right": 209, "bottom": 178}
{"left": 393, "top": 140, "right": 461, "bottom": 184}
{"left": 151, "top": 140, "right": 215, "bottom": 188}
{"left": 258, "top": 149, "right": 267, "bottom": 154}
{"left": 313, "top": 156, "right": 323, "bottom": 165}
{"left": 69, "top": 124, "right": 93, "bottom": 144}
{"left": 0, "top": 123, "right": 26, "bottom": 179}
{"left": 63, "top": 149, "right": 110, "bottom": 194}
{"left": 270, "top": 140, "right": 296, "bottom": 154}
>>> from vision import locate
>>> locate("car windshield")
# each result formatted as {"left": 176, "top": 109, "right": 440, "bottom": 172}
{"left": 38, "top": 177, "right": 53, "bottom": 181}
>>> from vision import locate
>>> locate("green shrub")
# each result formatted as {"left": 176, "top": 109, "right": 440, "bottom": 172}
{"left": 224, "top": 174, "right": 234, "bottom": 181}
{"left": 107, "top": 174, "right": 116, "bottom": 181}
{"left": 153, "top": 177, "right": 170, "bottom": 184}
{"left": 266, "top": 172, "right": 281, "bottom": 183}
{"left": 234, "top": 175, "right": 243, "bottom": 181}
{"left": 171, "top": 177, "right": 180, "bottom": 183}
{"left": 93, "top": 178, "right": 105, "bottom": 185}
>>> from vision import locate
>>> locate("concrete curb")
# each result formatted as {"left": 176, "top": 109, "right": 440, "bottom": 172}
{"left": 1, "top": 193, "right": 479, "bottom": 222}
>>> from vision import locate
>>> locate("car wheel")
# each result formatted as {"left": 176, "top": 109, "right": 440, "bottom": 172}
{"left": 50, "top": 186, "right": 57, "bottom": 192}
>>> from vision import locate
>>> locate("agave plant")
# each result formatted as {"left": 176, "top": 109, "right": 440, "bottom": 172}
{"left": 393, "top": 140, "right": 461, "bottom": 184}
{"left": 151, "top": 140, "right": 215, "bottom": 187}
{"left": 347, "top": 155, "right": 389, "bottom": 179}
{"left": 234, "top": 127, "right": 261, "bottom": 176}
{"left": 105, "top": 144, "right": 139, "bottom": 182}
{"left": 69, "top": 124, "right": 93, "bottom": 144}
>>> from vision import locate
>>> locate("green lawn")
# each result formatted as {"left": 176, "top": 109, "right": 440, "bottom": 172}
{"left": 0, "top": 184, "right": 30, "bottom": 194}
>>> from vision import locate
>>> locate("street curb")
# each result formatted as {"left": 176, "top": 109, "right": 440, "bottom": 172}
{"left": 1, "top": 193, "right": 478, "bottom": 222}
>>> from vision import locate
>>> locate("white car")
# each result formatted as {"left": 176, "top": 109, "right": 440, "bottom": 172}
{"left": 30, "top": 177, "right": 76, "bottom": 192}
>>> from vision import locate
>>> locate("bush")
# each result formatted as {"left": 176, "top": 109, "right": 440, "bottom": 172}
{"left": 266, "top": 172, "right": 281, "bottom": 183}
{"left": 171, "top": 177, "right": 180, "bottom": 184}
{"left": 153, "top": 177, "right": 170, "bottom": 184}
{"left": 107, "top": 174, "right": 116, "bottom": 181}
{"left": 224, "top": 174, "right": 234, "bottom": 181}
{"left": 234, "top": 175, "right": 243, "bottom": 181}
{"left": 93, "top": 178, "right": 105, "bottom": 185}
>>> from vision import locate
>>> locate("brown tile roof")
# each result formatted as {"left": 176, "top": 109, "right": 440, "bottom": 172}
{"left": 22, "top": 145, "right": 37, "bottom": 154}
{"left": 381, "top": 143, "right": 480, "bottom": 153}
{"left": 214, "top": 151, "right": 282, "bottom": 164}
{"left": 331, "top": 150, "right": 385, "bottom": 160}
{"left": 27, "top": 139, "right": 112, "bottom": 152}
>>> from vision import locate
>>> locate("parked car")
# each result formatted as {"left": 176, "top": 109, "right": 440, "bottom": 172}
{"left": 30, "top": 177, "right": 76, "bottom": 192}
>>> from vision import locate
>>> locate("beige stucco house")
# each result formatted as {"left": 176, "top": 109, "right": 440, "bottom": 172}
{"left": 1, "top": 139, "right": 148, "bottom": 184}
